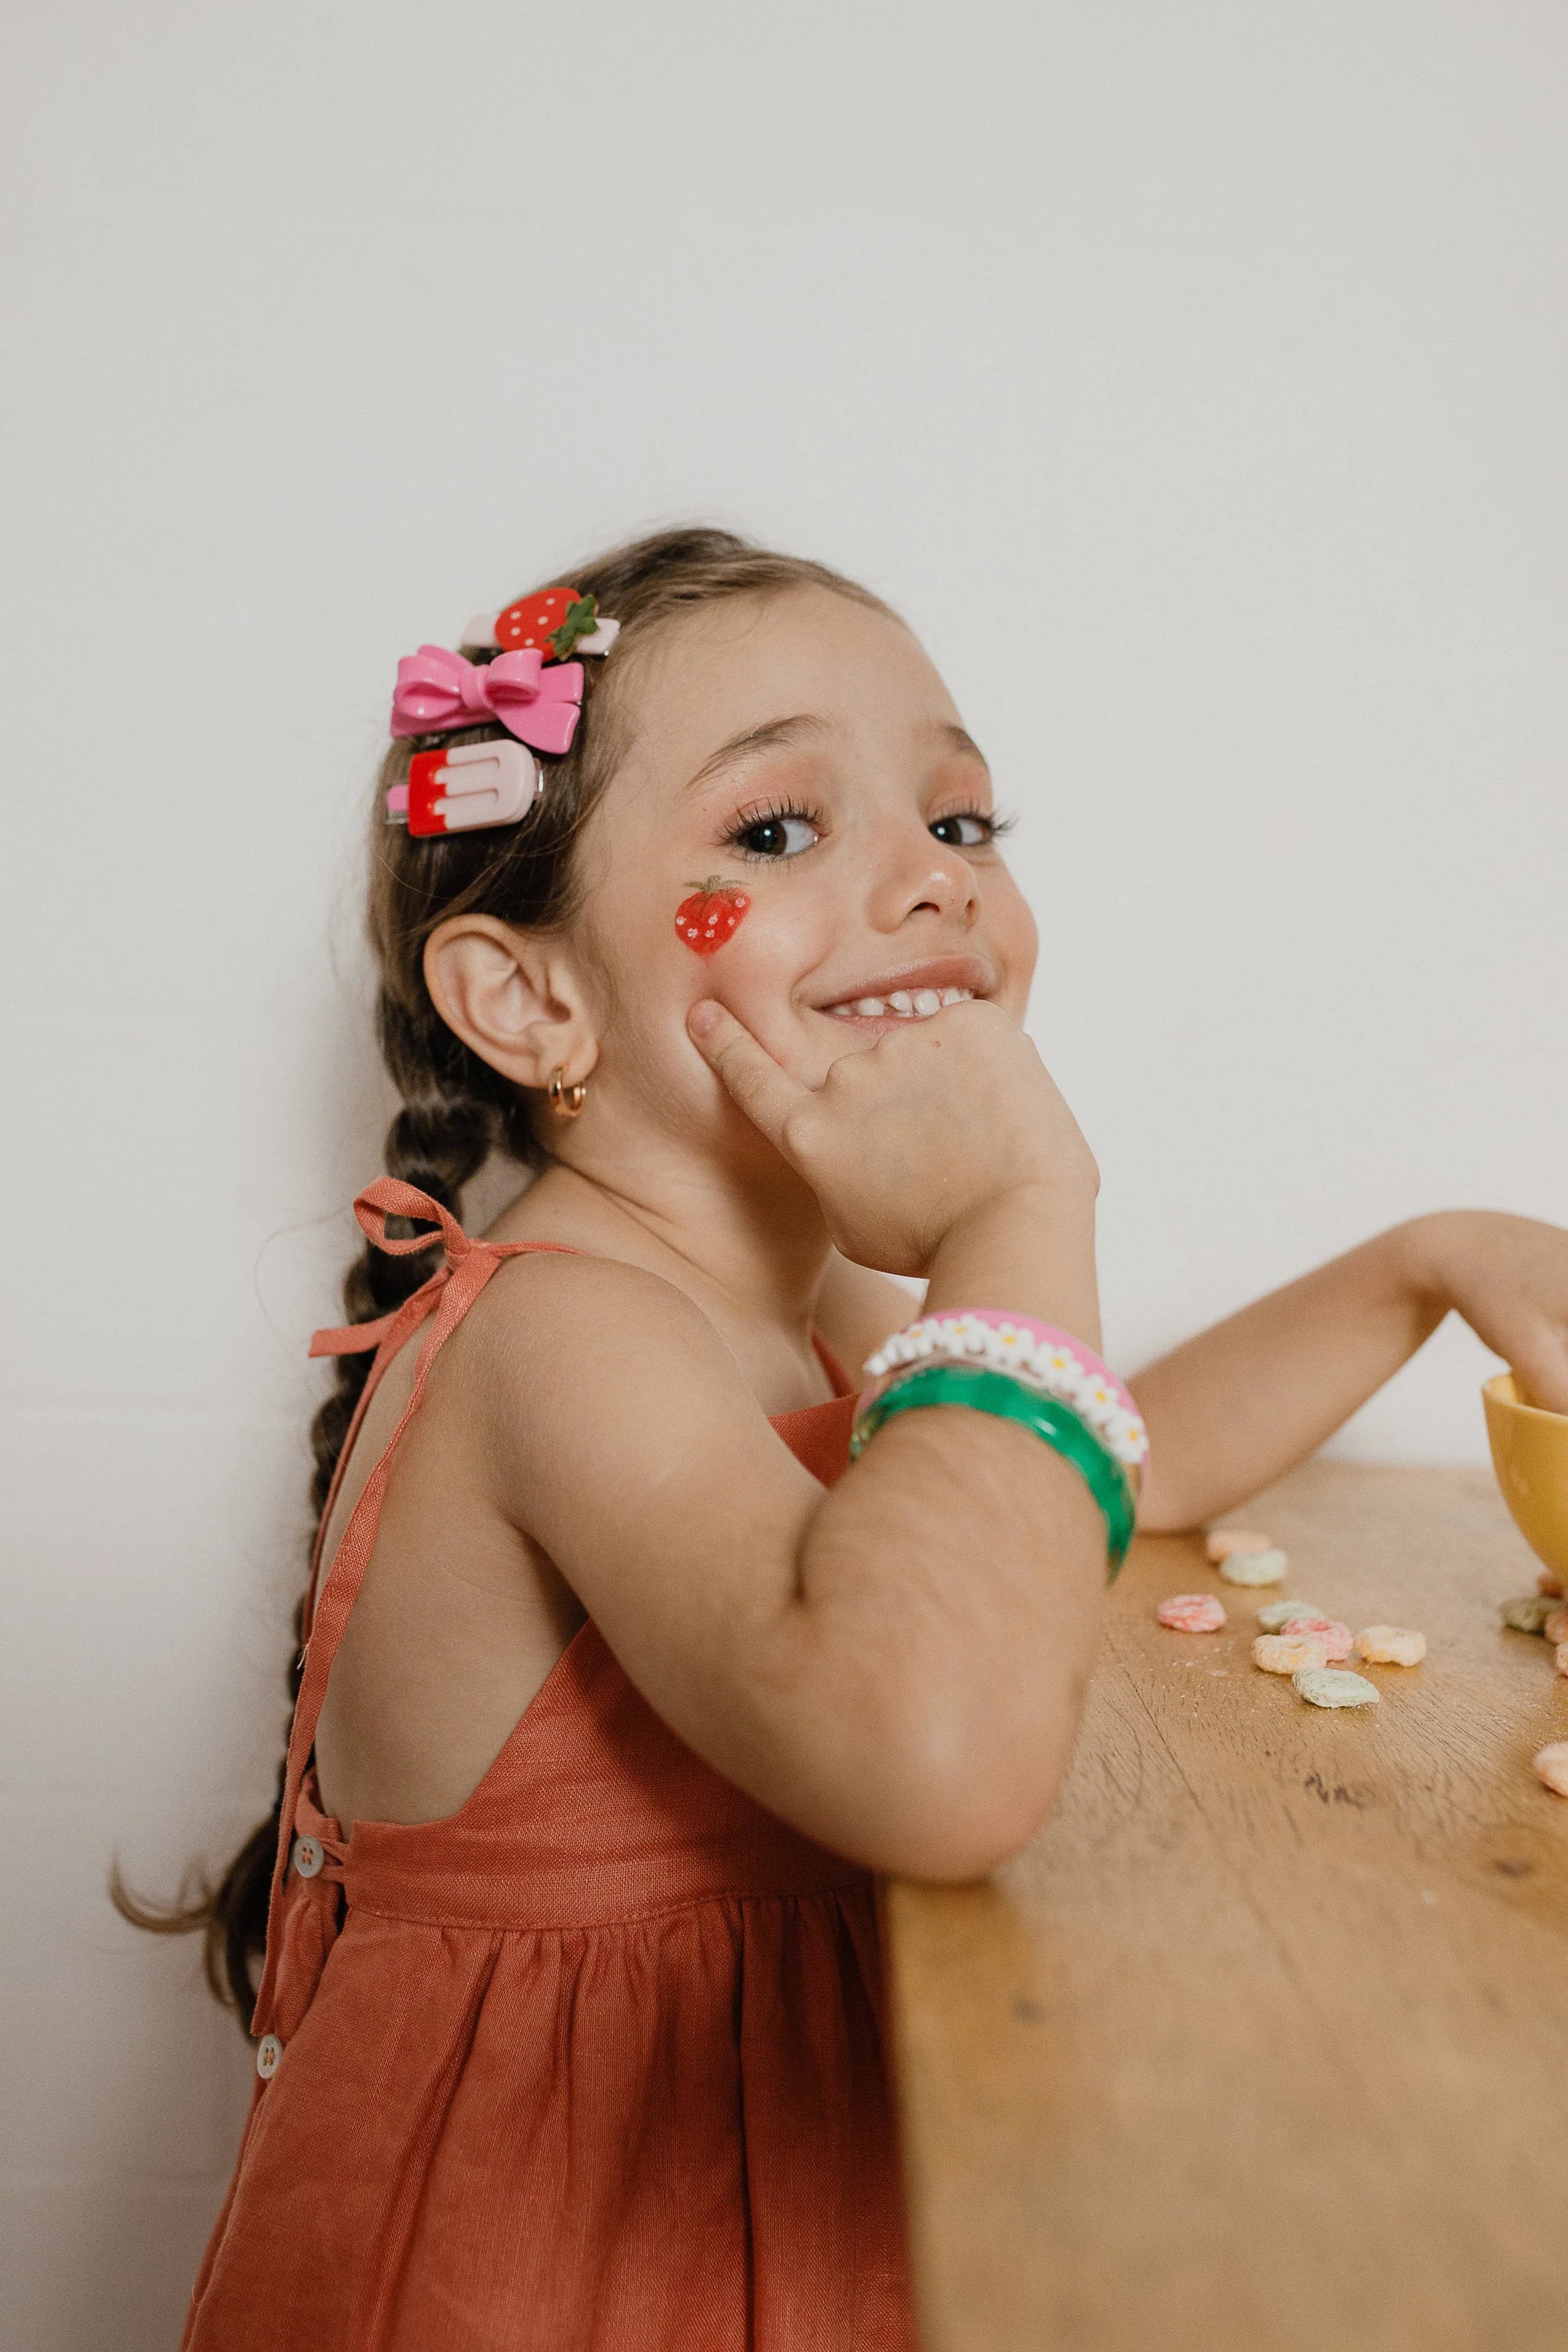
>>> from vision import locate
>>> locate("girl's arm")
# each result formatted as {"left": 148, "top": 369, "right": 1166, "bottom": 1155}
{"left": 478, "top": 1000, "right": 1106, "bottom": 1888}
{"left": 1129, "top": 1209, "right": 1568, "bottom": 1532}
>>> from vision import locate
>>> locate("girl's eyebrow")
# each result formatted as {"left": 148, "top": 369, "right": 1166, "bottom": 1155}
{"left": 682, "top": 714, "right": 989, "bottom": 796}
{"left": 682, "top": 713, "right": 826, "bottom": 797}
{"left": 932, "top": 720, "right": 989, "bottom": 771}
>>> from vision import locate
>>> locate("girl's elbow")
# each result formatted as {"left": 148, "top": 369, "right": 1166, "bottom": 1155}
{"left": 860, "top": 1729, "right": 1073, "bottom": 1883}
{"left": 1133, "top": 1461, "right": 1203, "bottom": 1537}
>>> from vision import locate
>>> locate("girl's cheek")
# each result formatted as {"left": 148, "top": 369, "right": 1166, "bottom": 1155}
{"left": 986, "top": 876, "right": 1039, "bottom": 1001}
{"left": 702, "top": 906, "right": 818, "bottom": 1047}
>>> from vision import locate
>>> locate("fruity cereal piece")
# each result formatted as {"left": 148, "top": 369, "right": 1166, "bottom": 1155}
{"left": 1353, "top": 1626, "right": 1427, "bottom": 1667}
{"left": 1219, "top": 1548, "right": 1288, "bottom": 1587}
{"left": 1156, "top": 1594, "right": 1227, "bottom": 1633}
{"left": 1257, "top": 1599, "right": 1324, "bottom": 1632}
{"left": 1501, "top": 1595, "right": 1555, "bottom": 1635}
{"left": 1533, "top": 1743, "right": 1568, "bottom": 1796}
{"left": 1294, "top": 1667, "right": 1380, "bottom": 1709}
{"left": 1539, "top": 1573, "right": 1564, "bottom": 1598}
{"left": 1555, "top": 1642, "right": 1568, "bottom": 1679}
{"left": 1253, "top": 1633, "right": 1330, "bottom": 1675}
{"left": 1544, "top": 1607, "right": 1568, "bottom": 1646}
{"left": 1279, "top": 1613, "right": 1354, "bottom": 1664}
{"left": 1205, "top": 1527, "right": 1272, "bottom": 1563}
{"left": 676, "top": 877, "right": 752, "bottom": 956}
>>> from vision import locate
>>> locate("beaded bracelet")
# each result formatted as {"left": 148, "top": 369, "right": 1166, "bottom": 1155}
{"left": 849, "top": 1362, "right": 1138, "bottom": 1577}
{"left": 862, "top": 1309, "right": 1149, "bottom": 1475}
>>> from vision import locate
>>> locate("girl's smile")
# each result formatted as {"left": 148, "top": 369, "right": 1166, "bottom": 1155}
{"left": 811, "top": 950, "right": 993, "bottom": 1031}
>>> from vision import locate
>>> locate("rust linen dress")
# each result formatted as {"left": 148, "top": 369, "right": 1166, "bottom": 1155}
{"left": 184, "top": 1181, "right": 920, "bottom": 2351}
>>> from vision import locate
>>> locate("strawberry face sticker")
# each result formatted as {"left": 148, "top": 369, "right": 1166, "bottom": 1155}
{"left": 676, "top": 877, "right": 752, "bottom": 956}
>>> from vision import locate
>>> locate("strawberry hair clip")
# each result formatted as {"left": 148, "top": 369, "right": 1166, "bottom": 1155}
{"left": 384, "top": 589, "right": 620, "bottom": 839}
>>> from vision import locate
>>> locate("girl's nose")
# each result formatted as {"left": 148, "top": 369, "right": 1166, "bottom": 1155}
{"left": 869, "top": 832, "right": 980, "bottom": 931}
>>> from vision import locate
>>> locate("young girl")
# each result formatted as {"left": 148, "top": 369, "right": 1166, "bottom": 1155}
{"left": 158, "top": 526, "right": 1568, "bottom": 2350}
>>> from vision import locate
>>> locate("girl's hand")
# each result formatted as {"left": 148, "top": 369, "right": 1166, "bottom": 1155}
{"left": 688, "top": 996, "right": 1098, "bottom": 1279}
{"left": 1408, "top": 1210, "right": 1568, "bottom": 1414}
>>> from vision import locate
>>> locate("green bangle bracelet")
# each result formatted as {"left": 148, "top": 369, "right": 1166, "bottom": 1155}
{"left": 850, "top": 1362, "right": 1137, "bottom": 1580}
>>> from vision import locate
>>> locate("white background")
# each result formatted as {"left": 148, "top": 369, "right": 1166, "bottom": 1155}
{"left": 4, "top": 2, "right": 1565, "bottom": 2343}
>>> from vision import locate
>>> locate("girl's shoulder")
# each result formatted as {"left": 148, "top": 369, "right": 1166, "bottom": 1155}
{"left": 460, "top": 1233, "right": 916, "bottom": 1418}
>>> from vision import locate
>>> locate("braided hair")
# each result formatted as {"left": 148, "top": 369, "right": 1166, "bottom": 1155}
{"left": 114, "top": 524, "right": 896, "bottom": 2016}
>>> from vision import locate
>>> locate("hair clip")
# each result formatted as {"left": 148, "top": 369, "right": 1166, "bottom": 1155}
{"left": 390, "top": 644, "right": 585, "bottom": 753}
{"left": 384, "top": 589, "right": 619, "bottom": 842}
{"left": 385, "top": 739, "right": 542, "bottom": 837}
{"left": 462, "top": 587, "right": 620, "bottom": 661}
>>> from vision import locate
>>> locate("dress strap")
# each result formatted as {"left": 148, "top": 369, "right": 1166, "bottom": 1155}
{"left": 811, "top": 1330, "right": 857, "bottom": 1401}
{"left": 300, "top": 1180, "right": 579, "bottom": 1617}
{"left": 251, "top": 1178, "right": 579, "bottom": 2038}
{"left": 305, "top": 1180, "right": 476, "bottom": 1360}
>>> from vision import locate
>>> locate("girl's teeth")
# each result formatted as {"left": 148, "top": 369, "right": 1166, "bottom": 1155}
{"left": 827, "top": 985, "right": 977, "bottom": 1018}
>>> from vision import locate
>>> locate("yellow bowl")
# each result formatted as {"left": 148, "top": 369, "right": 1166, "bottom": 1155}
{"left": 1483, "top": 1373, "right": 1568, "bottom": 1579}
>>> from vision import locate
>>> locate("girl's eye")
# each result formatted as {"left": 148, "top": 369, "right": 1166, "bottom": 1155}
{"left": 727, "top": 810, "right": 822, "bottom": 860}
{"left": 931, "top": 811, "right": 996, "bottom": 848}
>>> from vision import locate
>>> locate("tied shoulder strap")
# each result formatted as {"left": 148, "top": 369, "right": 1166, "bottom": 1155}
{"left": 300, "top": 1179, "right": 579, "bottom": 1634}
{"left": 250, "top": 1177, "right": 579, "bottom": 2041}
{"left": 307, "top": 1178, "right": 480, "bottom": 1364}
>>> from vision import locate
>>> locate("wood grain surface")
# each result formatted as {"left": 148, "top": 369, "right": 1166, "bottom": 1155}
{"left": 884, "top": 1461, "right": 1568, "bottom": 2352}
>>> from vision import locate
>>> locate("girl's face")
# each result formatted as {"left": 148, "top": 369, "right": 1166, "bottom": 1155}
{"left": 572, "top": 586, "right": 1038, "bottom": 1145}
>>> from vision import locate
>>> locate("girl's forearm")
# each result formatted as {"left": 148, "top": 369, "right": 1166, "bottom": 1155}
{"left": 786, "top": 1184, "right": 1107, "bottom": 1879}
{"left": 1127, "top": 1221, "right": 1448, "bottom": 1532}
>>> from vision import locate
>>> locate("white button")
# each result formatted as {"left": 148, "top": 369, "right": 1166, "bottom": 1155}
{"left": 255, "top": 2034, "right": 283, "bottom": 2080}
{"left": 292, "top": 1835, "right": 325, "bottom": 1879}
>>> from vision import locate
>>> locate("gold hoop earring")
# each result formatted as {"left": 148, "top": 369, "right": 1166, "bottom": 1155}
{"left": 547, "top": 1065, "right": 588, "bottom": 1119}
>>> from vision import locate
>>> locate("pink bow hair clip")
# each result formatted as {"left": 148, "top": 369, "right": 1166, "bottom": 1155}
{"left": 390, "top": 644, "right": 586, "bottom": 756}
{"left": 386, "top": 740, "right": 541, "bottom": 837}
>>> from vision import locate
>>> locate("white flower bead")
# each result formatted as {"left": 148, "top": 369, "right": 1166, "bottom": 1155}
{"left": 985, "top": 1323, "right": 1035, "bottom": 1373}
{"left": 1101, "top": 1410, "right": 1146, "bottom": 1466}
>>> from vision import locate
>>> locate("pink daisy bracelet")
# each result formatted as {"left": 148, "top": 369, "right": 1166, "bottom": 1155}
{"left": 861, "top": 1310, "right": 1149, "bottom": 1475}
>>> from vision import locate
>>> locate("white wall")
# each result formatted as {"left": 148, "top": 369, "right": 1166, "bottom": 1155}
{"left": 4, "top": 2, "right": 1565, "bottom": 2342}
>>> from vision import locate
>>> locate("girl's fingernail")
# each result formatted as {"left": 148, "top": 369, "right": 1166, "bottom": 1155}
{"left": 688, "top": 1000, "right": 720, "bottom": 1039}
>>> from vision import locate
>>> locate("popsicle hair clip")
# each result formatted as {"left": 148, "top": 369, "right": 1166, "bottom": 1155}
{"left": 384, "top": 587, "right": 621, "bottom": 839}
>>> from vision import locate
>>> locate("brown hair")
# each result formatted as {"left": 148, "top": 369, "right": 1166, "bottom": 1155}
{"left": 114, "top": 524, "right": 894, "bottom": 2017}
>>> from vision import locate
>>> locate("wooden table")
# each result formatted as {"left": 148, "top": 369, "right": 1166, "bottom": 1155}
{"left": 884, "top": 1461, "right": 1568, "bottom": 2352}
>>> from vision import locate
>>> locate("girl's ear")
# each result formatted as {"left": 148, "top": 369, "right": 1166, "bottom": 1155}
{"left": 423, "top": 915, "right": 598, "bottom": 1092}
